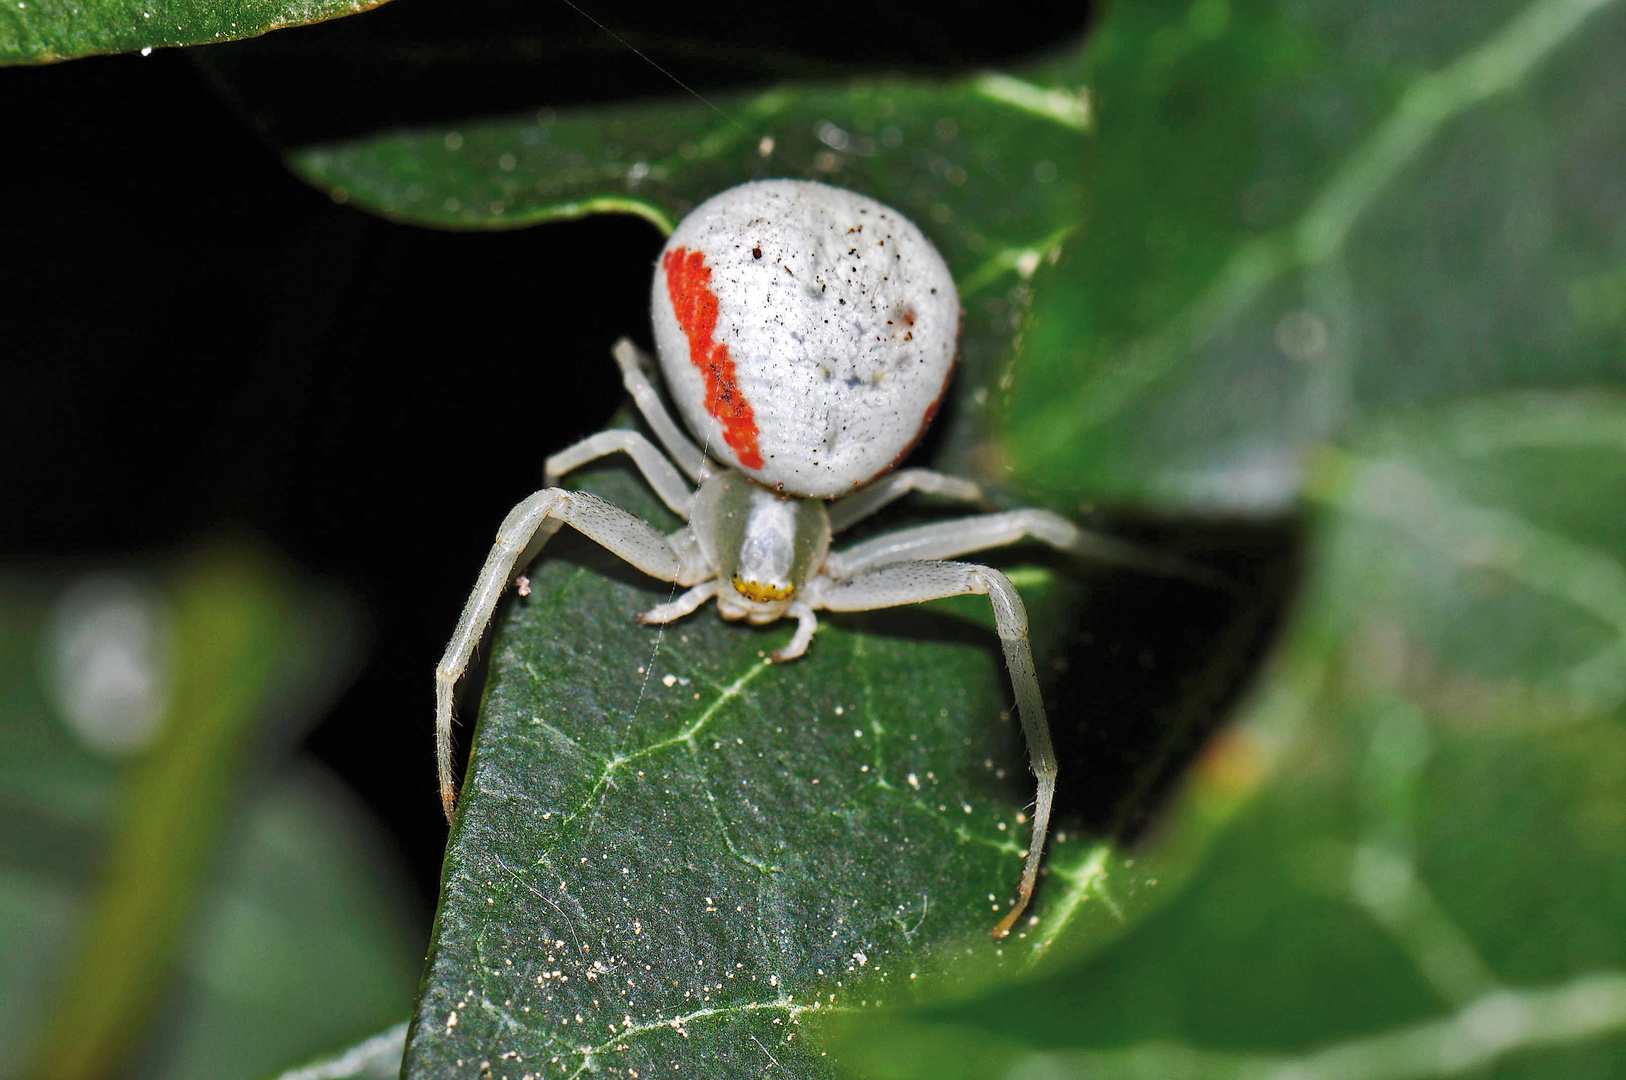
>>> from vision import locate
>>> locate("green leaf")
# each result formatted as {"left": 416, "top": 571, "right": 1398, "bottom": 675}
{"left": 1002, "top": 0, "right": 1626, "bottom": 511}
{"left": 264, "top": 1022, "right": 406, "bottom": 1080}
{"left": 405, "top": 462, "right": 1262, "bottom": 1077}
{"left": 289, "top": 72, "right": 1094, "bottom": 477}
{"left": 828, "top": 393, "right": 1626, "bottom": 1077}
{"left": 28, "top": 547, "right": 298, "bottom": 1079}
{"left": 1, "top": 0, "right": 388, "bottom": 66}
{"left": 292, "top": 57, "right": 1289, "bottom": 1079}
{"left": 0, "top": 549, "right": 420, "bottom": 1080}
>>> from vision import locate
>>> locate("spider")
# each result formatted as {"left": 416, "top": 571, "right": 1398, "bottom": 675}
{"left": 436, "top": 179, "right": 1139, "bottom": 937}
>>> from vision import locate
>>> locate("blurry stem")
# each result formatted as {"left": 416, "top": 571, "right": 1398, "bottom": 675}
{"left": 29, "top": 545, "right": 292, "bottom": 1080}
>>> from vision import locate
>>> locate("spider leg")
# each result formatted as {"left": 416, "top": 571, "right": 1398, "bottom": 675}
{"left": 827, "top": 468, "right": 985, "bottom": 533}
{"left": 827, "top": 507, "right": 1196, "bottom": 581}
{"left": 636, "top": 579, "right": 721, "bottom": 624}
{"left": 769, "top": 600, "right": 819, "bottom": 662}
{"left": 436, "top": 488, "right": 697, "bottom": 820}
{"left": 612, "top": 338, "right": 717, "bottom": 482}
{"left": 812, "top": 561, "right": 1055, "bottom": 938}
{"left": 544, "top": 429, "right": 695, "bottom": 518}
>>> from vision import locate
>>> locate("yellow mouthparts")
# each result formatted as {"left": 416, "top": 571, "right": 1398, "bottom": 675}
{"left": 732, "top": 576, "right": 794, "bottom": 603}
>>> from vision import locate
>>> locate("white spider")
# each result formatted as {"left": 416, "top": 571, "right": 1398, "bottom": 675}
{"left": 436, "top": 180, "right": 1143, "bottom": 937}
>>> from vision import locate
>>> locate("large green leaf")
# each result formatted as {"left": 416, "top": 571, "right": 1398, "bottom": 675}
{"left": 293, "top": 61, "right": 1287, "bottom": 1079}
{"left": 0, "top": 0, "right": 387, "bottom": 65}
{"left": 402, "top": 460, "right": 1279, "bottom": 1077}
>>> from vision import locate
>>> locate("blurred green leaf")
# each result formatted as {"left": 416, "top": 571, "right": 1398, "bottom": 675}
{"left": 148, "top": 766, "right": 420, "bottom": 1080}
{"left": 0, "top": 549, "right": 419, "bottom": 1080}
{"left": 31, "top": 548, "right": 294, "bottom": 1080}
{"left": 0, "top": 0, "right": 388, "bottom": 65}
{"left": 1002, "top": 0, "right": 1626, "bottom": 512}
{"left": 829, "top": 393, "right": 1626, "bottom": 1076}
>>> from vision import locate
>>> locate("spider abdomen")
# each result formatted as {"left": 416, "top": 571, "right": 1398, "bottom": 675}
{"left": 652, "top": 180, "right": 960, "bottom": 499}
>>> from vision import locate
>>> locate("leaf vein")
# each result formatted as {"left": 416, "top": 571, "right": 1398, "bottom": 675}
{"left": 562, "top": 997, "right": 851, "bottom": 1079}
{"left": 1023, "top": 843, "right": 1114, "bottom": 963}
{"left": 558, "top": 660, "right": 774, "bottom": 828}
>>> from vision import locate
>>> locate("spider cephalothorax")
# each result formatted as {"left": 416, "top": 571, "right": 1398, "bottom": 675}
{"left": 437, "top": 179, "right": 1115, "bottom": 937}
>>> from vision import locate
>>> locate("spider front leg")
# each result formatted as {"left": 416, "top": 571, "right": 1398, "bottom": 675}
{"left": 543, "top": 429, "right": 696, "bottom": 518}
{"left": 435, "top": 488, "right": 705, "bottom": 820}
{"left": 635, "top": 579, "right": 721, "bottom": 625}
{"left": 611, "top": 338, "right": 715, "bottom": 482}
{"left": 810, "top": 560, "right": 1056, "bottom": 938}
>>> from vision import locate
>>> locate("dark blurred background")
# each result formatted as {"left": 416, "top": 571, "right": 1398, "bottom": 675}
{"left": 0, "top": 0, "right": 1099, "bottom": 916}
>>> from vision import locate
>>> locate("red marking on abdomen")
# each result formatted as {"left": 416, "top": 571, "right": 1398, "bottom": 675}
{"left": 662, "top": 247, "right": 765, "bottom": 469}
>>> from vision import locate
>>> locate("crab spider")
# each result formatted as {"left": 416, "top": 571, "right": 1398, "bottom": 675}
{"left": 436, "top": 181, "right": 1148, "bottom": 938}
